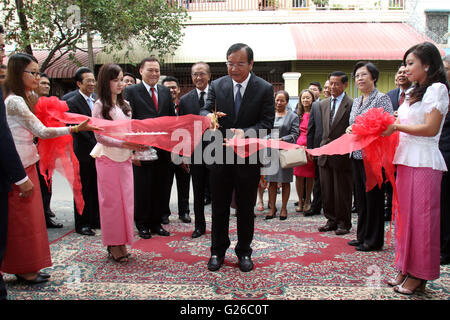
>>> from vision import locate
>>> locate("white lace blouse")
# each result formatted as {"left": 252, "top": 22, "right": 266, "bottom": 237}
{"left": 393, "top": 82, "right": 449, "bottom": 171}
{"left": 5, "top": 94, "right": 70, "bottom": 168}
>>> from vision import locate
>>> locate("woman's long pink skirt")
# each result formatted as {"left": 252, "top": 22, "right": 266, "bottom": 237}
{"left": 95, "top": 156, "right": 134, "bottom": 246}
{"left": 395, "top": 165, "right": 442, "bottom": 280}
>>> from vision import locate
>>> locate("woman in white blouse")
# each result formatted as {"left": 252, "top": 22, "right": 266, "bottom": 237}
{"left": 91, "top": 64, "right": 146, "bottom": 262}
{"left": 383, "top": 42, "right": 449, "bottom": 295}
{"left": 1, "top": 53, "right": 98, "bottom": 284}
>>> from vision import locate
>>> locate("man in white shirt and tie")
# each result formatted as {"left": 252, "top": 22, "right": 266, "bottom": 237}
{"left": 67, "top": 68, "right": 100, "bottom": 236}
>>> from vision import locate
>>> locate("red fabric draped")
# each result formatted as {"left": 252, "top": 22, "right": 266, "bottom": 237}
{"left": 34, "top": 96, "right": 211, "bottom": 216}
{"left": 34, "top": 97, "right": 85, "bottom": 214}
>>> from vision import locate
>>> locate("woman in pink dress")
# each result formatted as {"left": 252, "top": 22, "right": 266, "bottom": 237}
{"left": 383, "top": 42, "right": 449, "bottom": 295}
{"left": 91, "top": 64, "right": 147, "bottom": 262}
{"left": 294, "top": 89, "right": 316, "bottom": 213}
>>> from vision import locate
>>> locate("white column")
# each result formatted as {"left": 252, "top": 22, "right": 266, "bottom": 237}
{"left": 282, "top": 72, "right": 302, "bottom": 97}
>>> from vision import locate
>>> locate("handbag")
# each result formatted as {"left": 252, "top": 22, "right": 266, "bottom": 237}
{"left": 279, "top": 148, "right": 307, "bottom": 168}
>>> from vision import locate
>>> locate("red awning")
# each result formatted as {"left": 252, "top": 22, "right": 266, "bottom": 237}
{"left": 33, "top": 48, "right": 101, "bottom": 78}
{"left": 289, "top": 23, "right": 444, "bottom": 60}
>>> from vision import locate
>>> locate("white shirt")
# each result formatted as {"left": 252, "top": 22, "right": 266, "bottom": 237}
{"left": 393, "top": 82, "right": 449, "bottom": 171}
{"left": 142, "top": 80, "right": 158, "bottom": 101}
{"left": 232, "top": 73, "right": 251, "bottom": 99}
{"left": 330, "top": 92, "right": 346, "bottom": 120}
{"left": 196, "top": 84, "right": 209, "bottom": 102}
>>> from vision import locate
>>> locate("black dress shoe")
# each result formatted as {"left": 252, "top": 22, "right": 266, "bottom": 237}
{"left": 161, "top": 215, "right": 170, "bottom": 225}
{"left": 204, "top": 198, "right": 211, "bottom": 205}
{"left": 207, "top": 255, "right": 224, "bottom": 271}
{"left": 45, "top": 210, "right": 56, "bottom": 218}
{"left": 440, "top": 255, "right": 450, "bottom": 265}
{"left": 46, "top": 218, "right": 63, "bottom": 229}
{"left": 304, "top": 210, "right": 320, "bottom": 217}
{"left": 179, "top": 213, "right": 191, "bottom": 223}
{"left": 77, "top": 226, "right": 95, "bottom": 236}
{"left": 15, "top": 274, "right": 49, "bottom": 284}
{"left": 191, "top": 229, "right": 205, "bottom": 238}
{"left": 138, "top": 229, "right": 152, "bottom": 239}
{"left": 151, "top": 226, "right": 170, "bottom": 236}
{"left": 238, "top": 256, "right": 254, "bottom": 272}
{"left": 335, "top": 228, "right": 350, "bottom": 235}
{"left": 318, "top": 223, "right": 337, "bottom": 232}
{"left": 356, "top": 243, "right": 382, "bottom": 252}
{"left": 348, "top": 240, "right": 361, "bottom": 246}
{"left": 39, "top": 272, "right": 51, "bottom": 279}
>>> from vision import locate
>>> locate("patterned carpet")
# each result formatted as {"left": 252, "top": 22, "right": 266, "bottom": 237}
{"left": 4, "top": 205, "right": 450, "bottom": 301}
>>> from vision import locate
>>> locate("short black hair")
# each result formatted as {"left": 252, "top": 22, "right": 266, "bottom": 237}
{"left": 162, "top": 75, "right": 180, "bottom": 87}
{"left": 39, "top": 72, "right": 49, "bottom": 79}
{"left": 0, "top": 25, "right": 4, "bottom": 34}
{"left": 139, "top": 57, "right": 160, "bottom": 69}
{"left": 226, "top": 43, "right": 253, "bottom": 64}
{"left": 328, "top": 71, "right": 349, "bottom": 84}
{"left": 74, "top": 67, "right": 93, "bottom": 83}
{"left": 352, "top": 61, "right": 379, "bottom": 85}
{"left": 308, "top": 81, "right": 322, "bottom": 91}
{"left": 123, "top": 72, "right": 136, "bottom": 81}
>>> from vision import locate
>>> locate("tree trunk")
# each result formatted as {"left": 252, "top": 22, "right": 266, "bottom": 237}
{"left": 87, "top": 28, "right": 94, "bottom": 71}
{"left": 15, "top": 0, "right": 33, "bottom": 55}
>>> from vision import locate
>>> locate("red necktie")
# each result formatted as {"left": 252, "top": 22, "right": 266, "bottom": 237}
{"left": 151, "top": 87, "right": 158, "bottom": 112}
{"left": 399, "top": 91, "right": 405, "bottom": 106}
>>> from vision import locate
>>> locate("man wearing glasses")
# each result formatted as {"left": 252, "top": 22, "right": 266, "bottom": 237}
{"left": 200, "top": 43, "right": 274, "bottom": 272}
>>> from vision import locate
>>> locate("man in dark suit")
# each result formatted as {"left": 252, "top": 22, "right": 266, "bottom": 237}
{"left": 67, "top": 68, "right": 100, "bottom": 236}
{"left": 179, "top": 62, "right": 212, "bottom": 238}
{"left": 161, "top": 76, "right": 191, "bottom": 224}
{"left": 386, "top": 64, "right": 411, "bottom": 112}
{"left": 200, "top": 43, "right": 274, "bottom": 272}
{"left": 0, "top": 24, "right": 34, "bottom": 300}
{"left": 124, "top": 57, "right": 175, "bottom": 239}
{"left": 305, "top": 87, "right": 324, "bottom": 217}
{"left": 317, "top": 71, "right": 354, "bottom": 235}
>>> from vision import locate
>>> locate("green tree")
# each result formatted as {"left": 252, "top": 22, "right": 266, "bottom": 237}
{"left": 2, "top": 0, "right": 188, "bottom": 71}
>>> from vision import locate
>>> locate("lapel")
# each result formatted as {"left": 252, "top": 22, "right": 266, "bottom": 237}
{"left": 222, "top": 77, "right": 235, "bottom": 120}
{"left": 322, "top": 97, "right": 332, "bottom": 131}
{"left": 76, "top": 92, "right": 92, "bottom": 116}
{"left": 234, "top": 73, "right": 255, "bottom": 124}
{"left": 330, "top": 94, "right": 349, "bottom": 131}
{"left": 137, "top": 83, "right": 157, "bottom": 114}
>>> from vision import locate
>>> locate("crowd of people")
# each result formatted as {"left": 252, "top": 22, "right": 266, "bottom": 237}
{"left": 1, "top": 21, "right": 449, "bottom": 299}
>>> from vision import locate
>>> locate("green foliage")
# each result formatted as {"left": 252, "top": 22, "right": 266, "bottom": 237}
{"left": 2, "top": 0, "right": 188, "bottom": 70}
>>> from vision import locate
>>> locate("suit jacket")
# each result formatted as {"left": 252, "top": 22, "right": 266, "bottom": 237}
{"left": 179, "top": 89, "right": 202, "bottom": 116}
{"left": 307, "top": 100, "right": 323, "bottom": 149}
{"left": 440, "top": 110, "right": 450, "bottom": 167}
{"left": 124, "top": 83, "right": 175, "bottom": 120}
{"left": 267, "top": 110, "right": 299, "bottom": 143}
{"left": 386, "top": 88, "right": 400, "bottom": 111}
{"left": 0, "top": 88, "right": 27, "bottom": 193}
{"left": 200, "top": 73, "right": 274, "bottom": 138}
{"left": 67, "top": 92, "right": 97, "bottom": 162}
{"left": 317, "top": 94, "right": 353, "bottom": 170}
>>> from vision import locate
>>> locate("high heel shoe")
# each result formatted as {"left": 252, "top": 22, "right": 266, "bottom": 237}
{"left": 387, "top": 272, "right": 406, "bottom": 287}
{"left": 265, "top": 209, "right": 277, "bottom": 220}
{"left": 107, "top": 246, "right": 129, "bottom": 263}
{"left": 279, "top": 209, "right": 287, "bottom": 220}
{"left": 394, "top": 275, "right": 427, "bottom": 295}
{"left": 303, "top": 202, "right": 311, "bottom": 212}
{"left": 295, "top": 202, "right": 304, "bottom": 212}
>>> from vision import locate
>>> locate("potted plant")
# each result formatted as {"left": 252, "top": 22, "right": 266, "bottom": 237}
{"left": 312, "top": 0, "right": 329, "bottom": 9}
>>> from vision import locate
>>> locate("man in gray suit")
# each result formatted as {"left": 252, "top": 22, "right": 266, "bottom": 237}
{"left": 201, "top": 43, "right": 274, "bottom": 272}
{"left": 317, "top": 71, "right": 353, "bottom": 235}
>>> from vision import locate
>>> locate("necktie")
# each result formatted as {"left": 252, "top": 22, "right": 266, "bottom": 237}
{"left": 150, "top": 87, "right": 158, "bottom": 112}
{"left": 330, "top": 98, "right": 336, "bottom": 126}
{"left": 199, "top": 91, "right": 205, "bottom": 109}
{"left": 399, "top": 91, "right": 405, "bottom": 106}
{"left": 235, "top": 84, "right": 242, "bottom": 116}
{"left": 87, "top": 97, "right": 94, "bottom": 110}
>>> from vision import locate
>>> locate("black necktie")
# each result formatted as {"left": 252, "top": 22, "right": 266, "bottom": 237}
{"left": 399, "top": 91, "right": 405, "bottom": 106}
{"left": 330, "top": 98, "right": 337, "bottom": 126}
{"left": 235, "top": 84, "right": 242, "bottom": 115}
{"left": 199, "top": 91, "right": 205, "bottom": 108}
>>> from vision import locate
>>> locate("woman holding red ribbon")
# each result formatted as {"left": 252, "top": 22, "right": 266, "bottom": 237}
{"left": 1, "top": 53, "right": 98, "bottom": 284}
{"left": 346, "top": 61, "right": 394, "bottom": 252}
{"left": 382, "top": 42, "right": 449, "bottom": 295}
{"left": 90, "top": 64, "right": 147, "bottom": 262}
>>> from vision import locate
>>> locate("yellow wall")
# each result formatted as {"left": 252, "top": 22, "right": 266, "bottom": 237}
{"left": 292, "top": 60, "right": 402, "bottom": 99}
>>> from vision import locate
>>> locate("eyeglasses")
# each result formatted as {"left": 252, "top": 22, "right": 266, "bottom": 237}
{"left": 354, "top": 72, "right": 370, "bottom": 79}
{"left": 225, "top": 62, "right": 248, "bottom": 68}
{"left": 24, "top": 70, "right": 40, "bottom": 78}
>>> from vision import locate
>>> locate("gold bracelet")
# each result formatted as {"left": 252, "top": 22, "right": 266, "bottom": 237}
{"left": 72, "top": 125, "right": 79, "bottom": 133}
